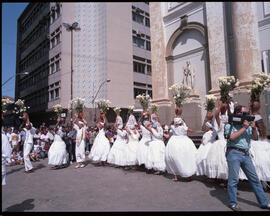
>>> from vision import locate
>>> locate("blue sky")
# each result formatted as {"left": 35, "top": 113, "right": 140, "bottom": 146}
{"left": 2, "top": 2, "right": 29, "bottom": 98}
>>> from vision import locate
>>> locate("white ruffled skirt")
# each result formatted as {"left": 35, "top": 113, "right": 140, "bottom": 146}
{"left": 89, "top": 131, "right": 111, "bottom": 162}
{"left": 48, "top": 140, "right": 68, "bottom": 166}
{"left": 165, "top": 135, "right": 197, "bottom": 177}
{"left": 126, "top": 140, "right": 139, "bottom": 166}
{"left": 145, "top": 140, "right": 166, "bottom": 171}
{"left": 136, "top": 138, "right": 151, "bottom": 166}
{"left": 107, "top": 139, "right": 127, "bottom": 166}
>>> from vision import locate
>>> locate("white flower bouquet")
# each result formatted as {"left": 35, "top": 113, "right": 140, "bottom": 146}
{"left": 204, "top": 94, "right": 217, "bottom": 111}
{"left": 70, "top": 97, "right": 85, "bottom": 114}
{"left": 169, "top": 83, "right": 192, "bottom": 107}
{"left": 218, "top": 76, "right": 239, "bottom": 102}
{"left": 247, "top": 72, "right": 270, "bottom": 102}
{"left": 113, "top": 107, "right": 121, "bottom": 114}
{"left": 96, "top": 99, "right": 111, "bottom": 114}
{"left": 2, "top": 98, "right": 13, "bottom": 114}
{"left": 14, "top": 99, "right": 28, "bottom": 115}
{"left": 150, "top": 103, "right": 158, "bottom": 113}
{"left": 128, "top": 105, "right": 134, "bottom": 113}
{"left": 53, "top": 104, "right": 63, "bottom": 116}
{"left": 136, "top": 94, "right": 151, "bottom": 111}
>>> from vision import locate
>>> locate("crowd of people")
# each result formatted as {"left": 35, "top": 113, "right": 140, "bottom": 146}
{"left": 2, "top": 100, "right": 270, "bottom": 211}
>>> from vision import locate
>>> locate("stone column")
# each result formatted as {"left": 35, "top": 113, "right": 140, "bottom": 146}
{"left": 231, "top": 2, "right": 261, "bottom": 86}
{"left": 206, "top": 2, "right": 228, "bottom": 93}
{"left": 149, "top": 3, "right": 172, "bottom": 125}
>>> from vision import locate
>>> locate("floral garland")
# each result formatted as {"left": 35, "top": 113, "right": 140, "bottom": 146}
{"left": 96, "top": 99, "right": 111, "bottom": 114}
{"left": 247, "top": 72, "right": 270, "bottom": 102}
{"left": 136, "top": 94, "right": 151, "bottom": 111}
{"left": 218, "top": 76, "right": 239, "bottom": 102}
{"left": 169, "top": 83, "right": 191, "bottom": 107}
{"left": 204, "top": 94, "right": 217, "bottom": 111}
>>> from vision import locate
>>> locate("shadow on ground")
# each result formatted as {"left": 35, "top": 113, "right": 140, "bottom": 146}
{"left": 5, "top": 199, "right": 35, "bottom": 212}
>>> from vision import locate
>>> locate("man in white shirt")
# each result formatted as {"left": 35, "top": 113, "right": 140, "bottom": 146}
{"left": 10, "top": 128, "right": 21, "bottom": 152}
{"left": 73, "top": 118, "right": 88, "bottom": 168}
{"left": 40, "top": 130, "right": 50, "bottom": 159}
{"left": 23, "top": 123, "right": 36, "bottom": 173}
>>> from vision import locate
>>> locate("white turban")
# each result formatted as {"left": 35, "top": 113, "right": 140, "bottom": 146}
{"left": 78, "top": 121, "right": 84, "bottom": 125}
{"left": 174, "top": 118, "right": 182, "bottom": 125}
{"left": 205, "top": 121, "right": 213, "bottom": 129}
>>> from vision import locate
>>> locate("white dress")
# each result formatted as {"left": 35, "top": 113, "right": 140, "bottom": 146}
{"left": 196, "top": 129, "right": 217, "bottom": 176}
{"left": 136, "top": 125, "right": 152, "bottom": 166}
{"left": 165, "top": 121, "right": 197, "bottom": 177}
{"left": 74, "top": 124, "right": 87, "bottom": 163}
{"left": 89, "top": 127, "right": 111, "bottom": 162}
{"left": 126, "top": 130, "right": 140, "bottom": 166}
{"left": 205, "top": 114, "right": 229, "bottom": 180}
{"left": 250, "top": 138, "right": 270, "bottom": 181}
{"left": 145, "top": 126, "right": 166, "bottom": 172}
{"left": 107, "top": 129, "right": 128, "bottom": 166}
{"left": 48, "top": 134, "right": 68, "bottom": 166}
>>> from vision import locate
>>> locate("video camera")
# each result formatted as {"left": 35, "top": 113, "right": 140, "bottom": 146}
{"left": 228, "top": 112, "right": 255, "bottom": 125}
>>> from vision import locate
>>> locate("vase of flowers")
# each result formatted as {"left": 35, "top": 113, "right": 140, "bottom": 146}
{"left": 247, "top": 72, "right": 270, "bottom": 113}
{"left": 136, "top": 94, "right": 151, "bottom": 112}
{"left": 169, "top": 83, "right": 192, "bottom": 115}
{"left": 96, "top": 99, "right": 111, "bottom": 114}
{"left": 204, "top": 94, "right": 217, "bottom": 121}
{"left": 218, "top": 76, "right": 239, "bottom": 103}
{"left": 70, "top": 97, "right": 85, "bottom": 119}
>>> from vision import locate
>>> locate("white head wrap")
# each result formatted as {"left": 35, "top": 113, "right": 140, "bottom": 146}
{"left": 205, "top": 121, "right": 213, "bottom": 129}
{"left": 174, "top": 118, "right": 182, "bottom": 125}
{"left": 78, "top": 121, "right": 84, "bottom": 125}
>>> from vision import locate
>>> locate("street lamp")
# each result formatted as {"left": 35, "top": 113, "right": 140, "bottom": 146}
{"left": 63, "top": 22, "right": 81, "bottom": 123}
{"left": 91, "top": 79, "right": 111, "bottom": 122}
{"left": 2, "top": 72, "right": 29, "bottom": 87}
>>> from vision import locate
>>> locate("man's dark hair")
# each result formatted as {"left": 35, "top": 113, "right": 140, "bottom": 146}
{"left": 234, "top": 105, "right": 243, "bottom": 114}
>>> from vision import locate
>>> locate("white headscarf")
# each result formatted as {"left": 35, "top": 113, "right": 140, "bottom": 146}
{"left": 174, "top": 118, "right": 182, "bottom": 125}
{"left": 78, "top": 121, "right": 84, "bottom": 125}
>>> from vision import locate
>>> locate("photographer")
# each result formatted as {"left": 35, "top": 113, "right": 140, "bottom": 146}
{"left": 224, "top": 105, "right": 270, "bottom": 211}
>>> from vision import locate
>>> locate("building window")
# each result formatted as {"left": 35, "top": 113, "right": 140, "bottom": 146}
{"left": 50, "top": 64, "right": 55, "bottom": 74}
{"left": 264, "top": 2, "right": 270, "bottom": 17}
{"left": 56, "top": 34, "right": 60, "bottom": 44}
{"left": 147, "top": 65, "right": 152, "bottom": 75}
{"left": 145, "top": 17, "right": 150, "bottom": 27}
{"left": 133, "top": 61, "right": 145, "bottom": 74}
{"left": 55, "top": 60, "right": 60, "bottom": 72}
{"left": 146, "top": 41, "right": 151, "bottom": 51}
{"left": 134, "top": 88, "right": 146, "bottom": 99}
{"left": 132, "top": 12, "right": 144, "bottom": 24}
{"left": 55, "top": 88, "right": 59, "bottom": 98}
{"left": 133, "top": 36, "right": 145, "bottom": 48}
{"left": 50, "top": 90, "right": 54, "bottom": 100}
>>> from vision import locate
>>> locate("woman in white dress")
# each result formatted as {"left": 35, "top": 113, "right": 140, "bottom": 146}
{"left": 89, "top": 114, "right": 111, "bottom": 165}
{"left": 126, "top": 110, "right": 137, "bottom": 130}
{"left": 196, "top": 121, "right": 217, "bottom": 177}
{"left": 136, "top": 112, "right": 152, "bottom": 167}
{"left": 125, "top": 125, "right": 140, "bottom": 169}
{"left": 107, "top": 123, "right": 128, "bottom": 167}
{"left": 144, "top": 120, "right": 166, "bottom": 175}
{"left": 165, "top": 113, "right": 197, "bottom": 181}
{"left": 205, "top": 100, "right": 230, "bottom": 182}
{"left": 48, "top": 127, "right": 68, "bottom": 169}
{"left": 249, "top": 103, "right": 270, "bottom": 183}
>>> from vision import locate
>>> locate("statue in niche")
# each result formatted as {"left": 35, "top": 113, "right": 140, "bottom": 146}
{"left": 182, "top": 61, "right": 195, "bottom": 89}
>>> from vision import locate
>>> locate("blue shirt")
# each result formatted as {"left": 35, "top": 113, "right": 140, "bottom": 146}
{"left": 224, "top": 123, "right": 254, "bottom": 150}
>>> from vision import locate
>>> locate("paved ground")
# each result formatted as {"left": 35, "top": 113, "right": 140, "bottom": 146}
{"left": 2, "top": 157, "right": 270, "bottom": 212}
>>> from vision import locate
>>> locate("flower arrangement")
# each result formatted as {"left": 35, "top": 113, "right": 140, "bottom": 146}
{"left": 136, "top": 94, "right": 151, "bottom": 111}
{"left": 2, "top": 98, "right": 14, "bottom": 114}
{"left": 128, "top": 105, "right": 134, "bottom": 113}
{"left": 204, "top": 94, "right": 217, "bottom": 111}
{"left": 53, "top": 104, "right": 63, "bottom": 117}
{"left": 247, "top": 72, "right": 270, "bottom": 102}
{"left": 218, "top": 76, "right": 239, "bottom": 102}
{"left": 113, "top": 107, "right": 121, "bottom": 114}
{"left": 169, "top": 83, "right": 192, "bottom": 107}
{"left": 151, "top": 103, "right": 158, "bottom": 113}
{"left": 70, "top": 97, "right": 85, "bottom": 114}
{"left": 14, "top": 99, "right": 28, "bottom": 115}
{"left": 96, "top": 99, "right": 111, "bottom": 114}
